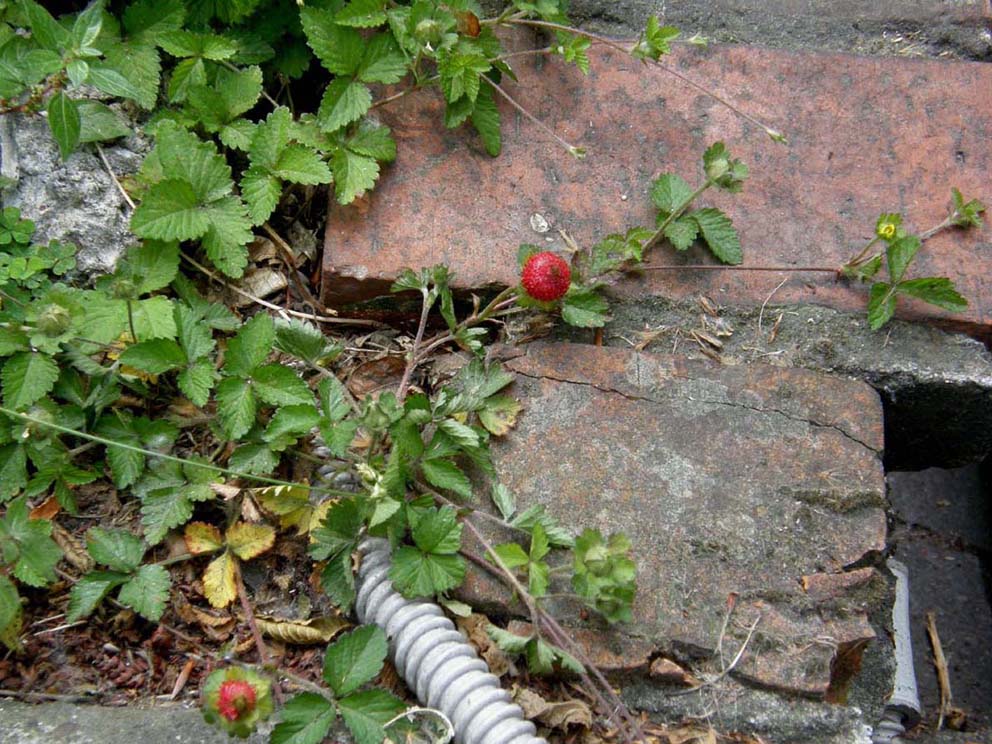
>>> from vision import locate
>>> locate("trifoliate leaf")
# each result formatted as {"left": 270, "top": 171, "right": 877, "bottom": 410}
{"left": 323, "top": 624, "right": 388, "bottom": 697}
{"left": 421, "top": 458, "right": 473, "bottom": 499}
{"left": 271, "top": 693, "right": 337, "bottom": 744}
{"left": 412, "top": 507, "right": 462, "bottom": 553}
{"left": 885, "top": 235, "right": 921, "bottom": 284}
{"left": 119, "top": 339, "right": 185, "bottom": 374}
{"left": 650, "top": 173, "right": 693, "bottom": 215}
{"left": 510, "top": 504, "right": 574, "bottom": 548}
{"left": 336, "top": 0, "right": 388, "bottom": 28}
{"left": 389, "top": 546, "right": 466, "bottom": 597}
{"left": 690, "top": 208, "right": 742, "bottom": 265}
{"left": 2, "top": 351, "right": 58, "bottom": 410}
{"left": 86, "top": 527, "right": 145, "bottom": 573}
{"left": 250, "top": 107, "right": 292, "bottom": 169}
{"left": 318, "top": 78, "right": 372, "bottom": 133}
{"left": 561, "top": 286, "right": 609, "bottom": 328}
{"left": 118, "top": 564, "right": 170, "bottom": 621}
{"left": 438, "top": 51, "right": 488, "bottom": 103}
{"left": 897, "top": 277, "right": 968, "bottom": 312}
{"left": 338, "top": 689, "right": 406, "bottom": 744}
{"left": 332, "top": 148, "right": 379, "bottom": 205}
{"left": 300, "top": 8, "right": 364, "bottom": 76}
{"left": 950, "top": 187, "right": 985, "bottom": 228}
{"left": 487, "top": 624, "right": 530, "bottom": 654}
{"left": 184, "top": 522, "right": 225, "bottom": 554}
{"left": 252, "top": 364, "right": 314, "bottom": 407}
{"left": 226, "top": 522, "right": 276, "bottom": 560}
{"left": 664, "top": 217, "right": 699, "bottom": 251}
{"left": 0, "top": 575, "right": 22, "bottom": 651}
{"left": 0, "top": 499, "right": 62, "bottom": 587}
{"left": 203, "top": 550, "right": 238, "bottom": 608}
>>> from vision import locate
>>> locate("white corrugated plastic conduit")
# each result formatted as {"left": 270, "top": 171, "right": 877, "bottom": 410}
{"left": 354, "top": 536, "right": 547, "bottom": 744}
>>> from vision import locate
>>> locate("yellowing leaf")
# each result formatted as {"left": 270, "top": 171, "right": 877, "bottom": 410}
{"left": 226, "top": 522, "right": 276, "bottom": 560}
{"left": 203, "top": 550, "right": 238, "bottom": 608}
{"left": 254, "top": 485, "right": 313, "bottom": 534}
{"left": 479, "top": 395, "right": 522, "bottom": 436}
{"left": 184, "top": 521, "right": 224, "bottom": 554}
{"left": 254, "top": 615, "right": 350, "bottom": 645}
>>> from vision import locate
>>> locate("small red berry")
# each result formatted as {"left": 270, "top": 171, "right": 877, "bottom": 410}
{"left": 521, "top": 251, "right": 571, "bottom": 301}
{"left": 216, "top": 679, "right": 257, "bottom": 721}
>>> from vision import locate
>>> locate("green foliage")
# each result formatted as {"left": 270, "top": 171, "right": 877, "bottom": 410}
{"left": 487, "top": 624, "right": 584, "bottom": 676}
{"left": 67, "top": 527, "right": 171, "bottom": 621}
{"left": 841, "top": 190, "right": 982, "bottom": 329}
{"left": 572, "top": 528, "right": 636, "bottom": 623}
{"left": 269, "top": 626, "right": 404, "bottom": 744}
{"left": 388, "top": 506, "right": 466, "bottom": 597}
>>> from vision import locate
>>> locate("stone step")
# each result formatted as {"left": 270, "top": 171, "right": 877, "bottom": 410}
{"left": 321, "top": 39, "right": 992, "bottom": 340}
{"left": 457, "top": 343, "right": 893, "bottom": 740}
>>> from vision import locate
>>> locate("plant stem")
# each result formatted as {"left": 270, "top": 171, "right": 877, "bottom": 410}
{"left": 639, "top": 264, "right": 838, "bottom": 273}
{"left": 503, "top": 18, "right": 785, "bottom": 141}
{"left": 0, "top": 405, "right": 316, "bottom": 491}
{"left": 396, "top": 288, "right": 434, "bottom": 401}
{"left": 643, "top": 179, "right": 713, "bottom": 253}
{"left": 481, "top": 77, "right": 585, "bottom": 158}
{"left": 235, "top": 564, "right": 283, "bottom": 703}
{"left": 125, "top": 299, "right": 138, "bottom": 343}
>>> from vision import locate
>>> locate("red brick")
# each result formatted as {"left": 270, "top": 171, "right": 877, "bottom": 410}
{"left": 322, "top": 38, "right": 992, "bottom": 337}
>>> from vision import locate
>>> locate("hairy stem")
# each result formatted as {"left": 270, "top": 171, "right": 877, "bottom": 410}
{"left": 482, "top": 77, "right": 585, "bottom": 157}
{"left": 396, "top": 288, "right": 434, "bottom": 401}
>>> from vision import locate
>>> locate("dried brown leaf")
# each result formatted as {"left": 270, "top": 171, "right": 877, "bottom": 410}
{"left": 51, "top": 523, "right": 94, "bottom": 573}
{"left": 458, "top": 613, "right": 513, "bottom": 677}
{"left": 511, "top": 686, "right": 592, "bottom": 730}
{"left": 253, "top": 615, "right": 350, "bottom": 645}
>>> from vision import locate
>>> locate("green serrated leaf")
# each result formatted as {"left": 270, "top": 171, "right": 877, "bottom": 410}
{"left": 664, "top": 217, "right": 699, "bottom": 251}
{"left": 389, "top": 546, "right": 466, "bottom": 597}
{"left": 487, "top": 624, "right": 530, "bottom": 654}
{"left": 118, "top": 563, "right": 170, "bottom": 621}
{"left": 421, "top": 458, "right": 473, "bottom": 499}
{"left": 119, "top": 339, "right": 185, "bottom": 374}
{"left": 0, "top": 499, "right": 62, "bottom": 587}
{"left": 2, "top": 351, "right": 59, "bottom": 410}
{"left": 273, "top": 145, "right": 333, "bottom": 185}
{"left": 132, "top": 179, "right": 212, "bottom": 241}
{"left": 252, "top": 364, "right": 314, "bottom": 407}
{"left": 47, "top": 92, "right": 81, "bottom": 161}
{"left": 86, "top": 527, "right": 145, "bottom": 573}
{"left": 215, "top": 377, "right": 257, "bottom": 439}
{"left": 140, "top": 487, "right": 195, "bottom": 545}
{"left": 66, "top": 570, "right": 129, "bottom": 622}
{"left": 242, "top": 169, "right": 282, "bottom": 225}
{"left": 271, "top": 693, "right": 337, "bottom": 744}
{"left": 22, "top": 0, "right": 71, "bottom": 51}
{"left": 77, "top": 101, "right": 131, "bottom": 143}
{"left": 275, "top": 318, "right": 340, "bottom": 365}
{"left": 885, "top": 235, "right": 921, "bottom": 284}
{"left": 323, "top": 624, "right": 388, "bottom": 697}
{"left": 318, "top": 78, "right": 372, "bottom": 133}
{"left": 309, "top": 497, "right": 363, "bottom": 561}
{"left": 0, "top": 574, "right": 23, "bottom": 651}
{"left": 690, "top": 208, "right": 742, "bottom": 265}
{"left": 491, "top": 483, "right": 515, "bottom": 520}
{"left": 490, "top": 542, "right": 529, "bottom": 569}
{"left": 225, "top": 312, "right": 274, "bottom": 377}
{"left": 345, "top": 122, "right": 396, "bottom": 162}
{"left": 320, "top": 551, "right": 356, "bottom": 612}
{"left": 332, "top": 148, "right": 379, "bottom": 205}
{"left": 561, "top": 286, "right": 609, "bottom": 328}
{"left": 356, "top": 34, "right": 407, "bottom": 84}
{"left": 132, "top": 296, "right": 178, "bottom": 340}
{"left": 412, "top": 506, "right": 462, "bottom": 553}
{"left": 897, "top": 277, "right": 968, "bottom": 312}
{"left": 470, "top": 83, "right": 501, "bottom": 156}
{"left": 651, "top": 173, "right": 693, "bottom": 214}
{"left": 338, "top": 689, "right": 406, "bottom": 744}
{"left": 264, "top": 405, "right": 320, "bottom": 442}
{"left": 300, "top": 7, "right": 364, "bottom": 76}
{"left": 101, "top": 40, "right": 161, "bottom": 110}
{"left": 336, "top": 0, "right": 388, "bottom": 27}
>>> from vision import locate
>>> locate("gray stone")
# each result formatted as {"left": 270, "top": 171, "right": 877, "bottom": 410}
{"left": 459, "top": 343, "right": 894, "bottom": 738}
{"left": 0, "top": 113, "right": 145, "bottom": 278}
{"left": 579, "top": 299, "right": 992, "bottom": 469}
{"left": 888, "top": 464, "right": 991, "bottom": 550}
{"left": 481, "top": 0, "right": 992, "bottom": 60}
{"left": 0, "top": 699, "right": 269, "bottom": 744}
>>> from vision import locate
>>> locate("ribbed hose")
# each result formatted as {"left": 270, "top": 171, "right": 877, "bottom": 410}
{"left": 355, "top": 537, "right": 548, "bottom": 744}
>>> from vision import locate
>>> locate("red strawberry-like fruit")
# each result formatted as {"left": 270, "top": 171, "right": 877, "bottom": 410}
{"left": 521, "top": 251, "right": 571, "bottom": 301}
{"left": 216, "top": 679, "right": 257, "bottom": 721}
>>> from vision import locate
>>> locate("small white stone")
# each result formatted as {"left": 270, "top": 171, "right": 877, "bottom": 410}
{"left": 530, "top": 213, "right": 550, "bottom": 233}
